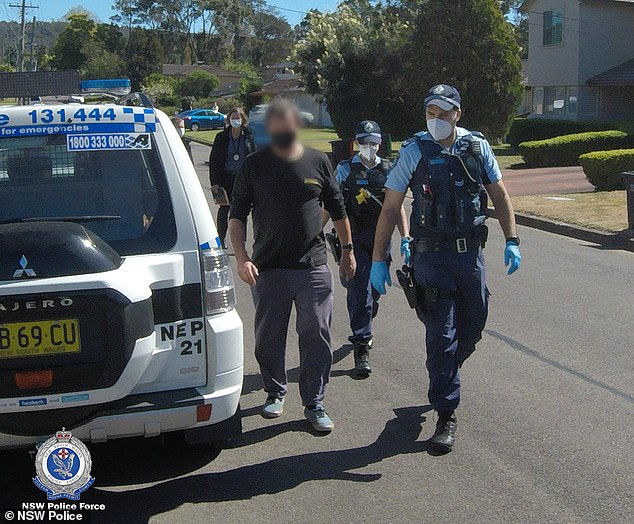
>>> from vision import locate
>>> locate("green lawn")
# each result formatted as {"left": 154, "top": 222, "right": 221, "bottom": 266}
{"left": 186, "top": 129, "right": 222, "bottom": 145}
{"left": 188, "top": 127, "right": 402, "bottom": 154}
{"left": 188, "top": 127, "right": 520, "bottom": 169}
{"left": 491, "top": 144, "right": 526, "bottom": 170}
{"left": 512, "top": 191, "right": 629, "bottom": 232}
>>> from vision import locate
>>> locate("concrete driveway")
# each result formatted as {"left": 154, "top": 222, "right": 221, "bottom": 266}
{"left": 502, "top": 166, "right": 594, "bottom": 197}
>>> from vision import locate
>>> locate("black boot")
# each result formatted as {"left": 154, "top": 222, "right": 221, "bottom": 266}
{"left": 429, "top": 411, "right": 457, "bottom": 452}
{"left": 353, "top": 341, "right": 372, "bottom": 377}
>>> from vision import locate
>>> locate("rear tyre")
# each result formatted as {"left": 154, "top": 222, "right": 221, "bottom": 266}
{"left": 191, "top": 123, "right": 200, "bottom": 132}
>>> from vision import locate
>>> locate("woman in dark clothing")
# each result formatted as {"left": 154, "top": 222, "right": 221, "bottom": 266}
{"left": 209, "top": 107, "right": 254, "bottom": 248}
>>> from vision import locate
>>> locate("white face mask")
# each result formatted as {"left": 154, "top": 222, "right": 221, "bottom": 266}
{"left": 359, "top": 144, "right": 379, "bottom": 162}
{"left": 426, "top": 115, "right": 456, "bottom": 142}
{"left": 230, "top": 119, "right": 242, "bottom": 128}
{"left": 176, "top": 127, "right": 185, "bottom": 137}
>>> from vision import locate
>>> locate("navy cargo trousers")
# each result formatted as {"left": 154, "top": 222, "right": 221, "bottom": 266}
{"left": 345, "top": 228, "right": 390, "bottom": 344}
{"left": 251, "top": 265, "right": 334, "bottom": 407}
{"left": 412, "top": 247, "right": 489, "bottom": 412}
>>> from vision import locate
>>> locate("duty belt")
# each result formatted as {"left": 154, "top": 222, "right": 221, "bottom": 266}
{"left": 412, "top": 227, "right": 487, "bottom": 254}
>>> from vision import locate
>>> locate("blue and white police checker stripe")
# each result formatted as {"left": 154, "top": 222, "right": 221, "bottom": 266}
{"left": 0, "top": 105, "right": 159, "bottom": 138}
{"left": 335, "top": 153, "right": 383, "bottom": 186}
{"left": 122, "top": 107, "right": 158, "bottom": 133}
{"left": 385, "top": 127, "right": 502, "bottom": 194}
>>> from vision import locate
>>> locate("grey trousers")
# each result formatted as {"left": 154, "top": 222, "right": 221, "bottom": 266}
{"left": 251, "top": 265, "right": 334, "bottom": 406}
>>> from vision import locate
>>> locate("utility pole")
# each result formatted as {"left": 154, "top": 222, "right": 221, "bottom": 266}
{"left": 27, "top": 16, "right": 36, "bottom": 71}
{"left": 9, "top": 0, "right": 38, "bottom": 72}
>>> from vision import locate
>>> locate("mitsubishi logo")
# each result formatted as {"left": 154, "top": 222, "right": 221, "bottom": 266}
{"left": 13, "top": 255, "right": 36, "bottom": 278}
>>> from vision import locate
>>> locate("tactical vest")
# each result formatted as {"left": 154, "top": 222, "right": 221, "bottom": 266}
{"left": 409, "top": 135, "right": 488, "bottom": 239}
{"left": 342, "top": 158, "right": 391, "bottom": 232}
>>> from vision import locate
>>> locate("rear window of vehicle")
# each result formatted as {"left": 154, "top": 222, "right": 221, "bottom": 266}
{"left": 0, "top": 134, "right": 177, "bottom": 256}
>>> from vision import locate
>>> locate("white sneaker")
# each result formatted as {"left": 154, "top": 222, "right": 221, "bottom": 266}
{"left": 262, "top": 396, "right": 285, "bottom": 418}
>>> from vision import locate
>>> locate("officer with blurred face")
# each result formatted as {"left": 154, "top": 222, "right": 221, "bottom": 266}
{"left": 325, "top": 121, "right": 409, "bottom": 377}
{"left": 370, "top": 85, "right": 522, "bottom": 452}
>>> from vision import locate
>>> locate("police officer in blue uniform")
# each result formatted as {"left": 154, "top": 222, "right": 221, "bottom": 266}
{"left": 370, "top": 85, "right": 522, "bottom": 451}
{"left": 325, "top": 121, "right": 409, "bottom": 377}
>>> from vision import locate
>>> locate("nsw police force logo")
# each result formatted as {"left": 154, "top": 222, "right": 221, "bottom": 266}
{"left": 33, "top": 428, "right": 94, "bottom": 500}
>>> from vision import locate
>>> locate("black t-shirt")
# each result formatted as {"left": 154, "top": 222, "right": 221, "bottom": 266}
{"left": 230, "top": 146, "right": 347, "bottom": 271}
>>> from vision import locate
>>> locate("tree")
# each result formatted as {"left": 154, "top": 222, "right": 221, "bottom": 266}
{"left": 248, "top": 9, "right": 293, "bottom": 67}
{"left": 125, "top": 28, "right": 164, "bottom": 88}
{"left": 51, "top": 14, "right": 96, "bottom": 70}
{"left": 82, "top": 40, "right": 126, "bottom": 79}
{"left": 293, "top": 0, "right": 522, "bottom": 140}
{"left": 404, "top": 0, "right": 522, "bottom": 139}
{"left": 95, "top": 23, "right": 126, "bottom": 55}
{"left": 142, "top": 73, "right": 178, "bottom": 105}
{"left": 177, "top": 70, "right": 220, "bottom": 98}
{"left": 293, "top": 2, "right": 414, "bottom": 139}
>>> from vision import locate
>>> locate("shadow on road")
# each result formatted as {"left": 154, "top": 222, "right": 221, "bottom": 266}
{"left": 241, "top": 343, "right": 356, "bottom": 400}
{"left": 1, "top": 345, "right": 420, "bottom": 521}
{"left": 0, "top": 405, "right": 431, "bottom": 523}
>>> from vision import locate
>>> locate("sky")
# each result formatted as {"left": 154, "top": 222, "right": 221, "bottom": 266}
{"left": 4, "top": 0, "right": 339, "bottom": 26}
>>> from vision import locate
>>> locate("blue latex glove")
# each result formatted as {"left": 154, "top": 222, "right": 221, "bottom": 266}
{"left": 370, "top": 261, "right": 392, "bottom": 295}
{"left": 400, "top": 237, "right": 411, "bottom": 265}
{"left": 504, "top": 242, "right": 522, "bottom": 275}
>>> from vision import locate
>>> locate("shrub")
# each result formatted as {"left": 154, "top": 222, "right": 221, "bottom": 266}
{"left": 579, "top": 149, "right": 634, "bottom": 191}
{"left": 518, "top": 131, "right": 634, "bottom": 168}
{"left": 177, "top": 71, "right": 220, "bottom": 98}
{"left": 507, "top": 118, "right": 634, "bottom": 147}
{"left": 159, "top": 106, "right": 179, "bottom": 117}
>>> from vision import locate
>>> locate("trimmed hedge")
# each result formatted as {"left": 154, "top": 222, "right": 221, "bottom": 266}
{"left": 518, "top": 131, "right": 634, "bottom": 168}
{"left": 507, "top": 118, "right": 634, "bottom": 147}
{"left": 579, "top": 149, "right": 634, "bottom": 191}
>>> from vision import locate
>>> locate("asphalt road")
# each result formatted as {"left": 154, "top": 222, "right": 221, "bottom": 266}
{"left": 2, "top": 142, "right": 633, "bottom": 524}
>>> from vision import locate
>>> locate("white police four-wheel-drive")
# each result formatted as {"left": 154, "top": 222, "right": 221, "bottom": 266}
{"left": 0, "top": 78, "right": 243, "bottom": 450}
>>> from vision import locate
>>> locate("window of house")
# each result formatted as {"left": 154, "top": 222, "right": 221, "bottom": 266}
{"left": 531, "top": 86, "right": 579, "bottom": 116}
{"left": 544, "top": 87, "right": 567, "bottom": 115}
{"left": 567, "top": 87, "right": 578, "bottom": 115}
{"left": 532, "top": 87, "right": 544, "bottom": 115}
{"left": 543, "top": 10, "right": 564, "bottom": 46}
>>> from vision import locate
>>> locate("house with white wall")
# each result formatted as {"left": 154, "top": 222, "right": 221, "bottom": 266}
{"left": 521, "top": 0, "right": 634, "bottom": 120}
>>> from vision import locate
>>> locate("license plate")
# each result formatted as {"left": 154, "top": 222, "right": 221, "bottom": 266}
{"left": 0, "top": 319, "right": 81, "bottom": 359}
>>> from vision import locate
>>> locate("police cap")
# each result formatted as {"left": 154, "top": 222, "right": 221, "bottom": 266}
{"left": 424, "top": 84, "right": 462, "bottom": 111}
{"left": 355, "top": 120, "right": 382, "bottom": 144}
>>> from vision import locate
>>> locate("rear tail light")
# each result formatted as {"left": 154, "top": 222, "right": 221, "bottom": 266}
{"left": 15, "top": 370, "right": 54, "bottom": 390}
{"left": 201, "top": 247, "right": 236, "bottom": 315}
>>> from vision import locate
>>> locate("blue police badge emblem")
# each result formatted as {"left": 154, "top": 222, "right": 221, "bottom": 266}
{"left": 33, "top": 428, "right": 94, "bottom": 500}
{"left": 364, "top": 122, "right": 374, "bottom": 133}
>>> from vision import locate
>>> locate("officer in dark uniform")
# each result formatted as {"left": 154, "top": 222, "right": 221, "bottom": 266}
{"left": 327, "top": 120, "right": 409, "bottom": 377}
{"left": 370, "top": 85, "right": 522, "bottom": 451}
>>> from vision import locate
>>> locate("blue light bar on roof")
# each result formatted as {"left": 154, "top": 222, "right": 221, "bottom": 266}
{"left": 80, "top": 78, "right": 132, "bottom": 96}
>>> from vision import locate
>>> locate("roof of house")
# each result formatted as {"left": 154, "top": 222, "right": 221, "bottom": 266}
{"left": 264, "top": 61, "right": 296, "bottom": 70}
{"left": 162, "top": 64, "right": 244, "bottom": 79}
{"left": 249, "top": 78, "right": 305, "bottom": 96}
{"left": 210, "top": 82, "right": 243, "bottom": 98}
{"left": 587, "top": 57, "right": 634, "bottom": 86}
{"left": 520, "top": 0, "right": 634, "bottom": 12}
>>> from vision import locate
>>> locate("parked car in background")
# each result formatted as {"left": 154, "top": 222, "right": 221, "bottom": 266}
{"left": 178, "top": 109, "right": 226, "bottom": 131}
{"left": 248, "top": 121, "right": 270, "bottom": 150}
{"left": 249, "top": 104, "right": 314, "bottom": 127}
